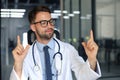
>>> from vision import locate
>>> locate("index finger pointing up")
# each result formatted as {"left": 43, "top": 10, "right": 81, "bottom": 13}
{"left": 17, "top": 35, "right": 21, "bottom": 45}
{"left": 90, "top": 30, "right": 94, "bottom": 41}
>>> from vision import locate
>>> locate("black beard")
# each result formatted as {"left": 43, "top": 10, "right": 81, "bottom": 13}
{"left": 39, "top": 32, "right": 54, "bottom": 40}
{"left": 36, "top": 29, "right": 54, "bottom": 40}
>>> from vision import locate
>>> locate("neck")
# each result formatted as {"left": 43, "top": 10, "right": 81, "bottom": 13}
{"left": 37, "top": 37, "right": 51, "bottom": 44}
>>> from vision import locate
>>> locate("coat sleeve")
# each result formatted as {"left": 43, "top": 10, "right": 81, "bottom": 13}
{"left": 68, "top": 44, "right": 101, "bottom": 80}
{"left": 9, "top": 46, "right": 33, "bottom": 80}
{"left": 9, "top": 67, "right": 21, "bottom": 80}
{"left": 9, "top": 63, "right": 29, "bottom": 80}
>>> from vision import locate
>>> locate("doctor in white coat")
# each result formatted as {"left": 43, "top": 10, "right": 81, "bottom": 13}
{"left": 10, "top": 6, "right": 101, "bottom": 80}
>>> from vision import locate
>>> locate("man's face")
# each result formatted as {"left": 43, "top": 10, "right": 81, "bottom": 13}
{"left": 32, "top": 12, "right": 55, "bottom": 41}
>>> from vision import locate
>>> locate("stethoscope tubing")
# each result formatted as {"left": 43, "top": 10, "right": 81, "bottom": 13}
{"left": 32, "top": 41, "right": 37, "bottom": 66}
{"left": 32, "top": 38, "right": 63, "bottom": 71}
{"left": 53, "top": 38, "right": 63, "bottom": 60}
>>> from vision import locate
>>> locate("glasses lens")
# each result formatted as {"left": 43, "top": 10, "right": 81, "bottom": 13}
{"left": 49, "top": 19, "right": 55, "bottom": 26}
{"left": 40, "top": 20, "right": 47, "bottom": 27}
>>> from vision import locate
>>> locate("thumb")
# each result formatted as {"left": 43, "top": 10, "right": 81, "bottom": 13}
{"left": 82, "top": 42, "right": 87, "bottom": 50}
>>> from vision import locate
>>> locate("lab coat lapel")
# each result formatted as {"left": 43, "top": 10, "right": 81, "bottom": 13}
{"left": 54, "top": 38, "right": 64, "bottom": 80}
{"left": 54, "top": 38, "right": 73, "bottom": 80}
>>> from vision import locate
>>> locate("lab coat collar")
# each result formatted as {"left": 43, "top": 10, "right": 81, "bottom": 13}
{"left": 32, "top": 43, "right": 43, "bottom": 79}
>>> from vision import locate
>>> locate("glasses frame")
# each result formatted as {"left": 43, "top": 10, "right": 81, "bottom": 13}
{"left": 33, "top": 18, "right": 55, "bottom": 27}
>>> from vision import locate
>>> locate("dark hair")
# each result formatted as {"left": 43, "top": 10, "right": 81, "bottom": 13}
{"left": 28, "top": 6, "right": 51, "bottom": 24}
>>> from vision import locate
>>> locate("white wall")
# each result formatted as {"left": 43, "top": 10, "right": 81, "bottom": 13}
{"left": 116, "top": 1, "right": 120, "bottom": 39}
{"left": 96, "top": 1, "right": 120, "bottom": 40}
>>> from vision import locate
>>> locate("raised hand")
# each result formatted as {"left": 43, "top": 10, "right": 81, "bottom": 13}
{"left": 12, "top": 35, "right": 30, "bottom": 63}
{"left": 12, "top": 35, "right": 30, "bottom": 78}
{"left": 82, "top": 30, "right": 99, "bottom": 70}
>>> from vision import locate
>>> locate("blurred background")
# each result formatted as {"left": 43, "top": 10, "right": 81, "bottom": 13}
{"left": 1, "top": 0, "right": 120, "bottom": 80}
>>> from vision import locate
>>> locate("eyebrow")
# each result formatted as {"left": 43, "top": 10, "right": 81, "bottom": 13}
{"left": 34, "top": 18, "right": 53, "bottom": 22}
{"left": 33, "top": 18, "right": 53, "bottom": 24}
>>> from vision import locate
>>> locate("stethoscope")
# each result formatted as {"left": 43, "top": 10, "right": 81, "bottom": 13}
{"left": 32, "top": 38, "right": 63, "bottom": 78}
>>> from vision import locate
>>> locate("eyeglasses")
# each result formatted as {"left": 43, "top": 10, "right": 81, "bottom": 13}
{"left": 33, "top": 19, "right": 55, "bottom": 27}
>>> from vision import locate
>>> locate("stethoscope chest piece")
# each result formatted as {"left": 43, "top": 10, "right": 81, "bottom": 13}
{"left": 34, "top": 65, "right": 40, "bottom": 71}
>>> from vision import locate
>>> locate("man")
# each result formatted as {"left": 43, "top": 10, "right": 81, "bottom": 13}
{"left": 10, "top": 6, "right": 101, "bottom": 80}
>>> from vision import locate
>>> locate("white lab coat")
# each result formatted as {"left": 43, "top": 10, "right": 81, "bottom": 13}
{"left": 10, "top": 38, "right": 101, "bottom": 80}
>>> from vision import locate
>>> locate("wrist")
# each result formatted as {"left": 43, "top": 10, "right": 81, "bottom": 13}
{"left": 88, "top": 57, "right": 97, "bottom": 63}
{"left": 14, "top": 62, "right": 23, "bottom": 67}
{"left": 88, "top": 58, "right": 97, "bottom": 71}
{"left": 14, "top": 62, "right": 23, "bottom": 78}
{"left": 14, "top": 62, "right": 23, "bottom": 72}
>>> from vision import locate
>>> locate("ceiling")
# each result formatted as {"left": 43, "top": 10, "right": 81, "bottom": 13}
{"left": 2, "top": 0, "right": 118, "bottom": 10}
{"left": 1, "top": 0, "right": 119, "bottom": 18}
{"left": 96, "top": 0, "right": 120, "bottom": 9}
{"left": 1, "top": 0, "right": 60, "bottom": 12}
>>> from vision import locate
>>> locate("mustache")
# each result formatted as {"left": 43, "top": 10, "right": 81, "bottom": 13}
{"left": 46, "top": 28, "right": 54, "bottom": 31}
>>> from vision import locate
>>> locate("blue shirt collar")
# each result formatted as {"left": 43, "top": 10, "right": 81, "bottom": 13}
{"left": 36, "top": 38, "right": 55, "bottom": 51}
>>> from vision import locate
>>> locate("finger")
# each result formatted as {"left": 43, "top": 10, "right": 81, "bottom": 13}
{"left": 87, "top": 41, "right": 92, "bottom": 47}
{"left": 17, "top": 35, "right": 21, "bottom": 45}
{"left": 87, "top": 30, "right": 94, "bottom": 45}
{"left": 87, "top": 39, "right": 92, "bottom": 46}
{"left": 17, "top": 47, "right": 24, "bottom": 54}
{"left": 12, "top": 49, "right": 22, "bottom": 55}
{"left": 82, "top": 42, "right": 87, "bottom": 50}
{"left": 13, "top": 47, "right": 23, "bottom": 55}
{"left": 16, "top": 43, "right": 24, "bottom": 52}
{"left": 90, "top": 30, "right": 94, "bottom": 41}
{"left": 15, "top": 49, "right": 23, "bottom": 55}
{"left": 89, "top": 44, "right": 94, "bottom": 50}
{"left": 88, "top": 42, "right": 98, "bottom": 51}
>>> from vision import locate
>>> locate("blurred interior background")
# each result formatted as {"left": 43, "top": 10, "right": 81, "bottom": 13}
{"left": 1, "top": 0, "right": 120, "bottom": 80}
